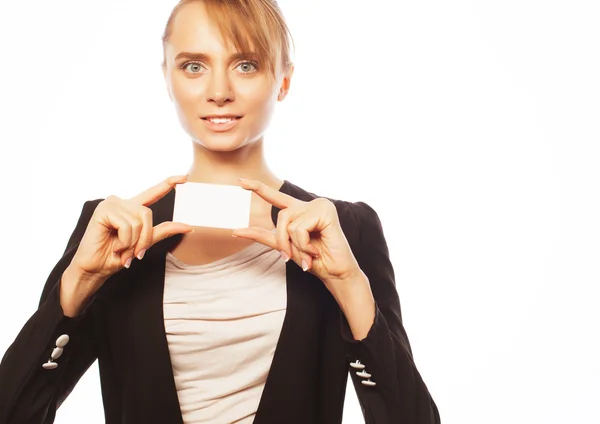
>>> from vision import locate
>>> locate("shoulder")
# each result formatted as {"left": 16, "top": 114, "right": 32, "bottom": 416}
{"left": 283, "top": 179, "right": 378, "bottom": 219}
{"left": 282, "top": 180, "right": 382, "bottom": 245}
{"left": 72, "top": 198, "right": 105, "bottom": 230}
{"left": 75, "top": 198, "right": 105, "bottom": 227}
{"left": 64, "top": 198, "right": 104, "bottom": 249}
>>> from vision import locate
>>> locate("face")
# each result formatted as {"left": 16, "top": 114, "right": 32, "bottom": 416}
{"left": 162, "top": 1, "right": 293, "bottom": 152}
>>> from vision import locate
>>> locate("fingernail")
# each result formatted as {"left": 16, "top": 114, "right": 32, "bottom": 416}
{"left": 232, "top": 233, "right": 238, "bottom": 238}
{"left": 137, "top": 249, "right": 146, "bottom": 260}
{"left": 280, "top": 251, "right": 289, "bottom": 262}
{"left": 301, "top": 259, "right": 309, "bottom": 272}
{"left": 124, "top": 257, "right": 133, "bottom": 269}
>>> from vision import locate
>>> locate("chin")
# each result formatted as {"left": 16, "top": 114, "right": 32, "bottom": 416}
{"left": 193, "top": 134, "right": 250, "bottom": 152}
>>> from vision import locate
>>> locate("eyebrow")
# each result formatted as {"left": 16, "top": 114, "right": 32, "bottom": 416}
{"left": 174, "top": 51, "right": 258, "bottom": 62}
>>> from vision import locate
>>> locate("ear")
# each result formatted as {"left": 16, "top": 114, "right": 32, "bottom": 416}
{"left": 162, "top": 62, "right": 173, "bottom": 102}
{"left": 277, "top": 64, "right": 294, "bottom": 101}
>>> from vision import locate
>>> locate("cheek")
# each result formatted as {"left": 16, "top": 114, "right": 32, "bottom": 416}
{"left": 237, "top": 80, "right": 279, "bottom": 117}
{"left": 171, "top": 76, "right": 203, "bottom": 109}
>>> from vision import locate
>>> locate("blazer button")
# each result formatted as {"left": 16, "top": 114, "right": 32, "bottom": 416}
{"left": 42, "top": 361, "right": 58, "bottom": 370}
{"left": 356, "top": 370, "right": 372, "bottom": 379}
{"left": 349, "top": 360, "right": 365, "bottom": 370}
{"left": 361, "top": 379, "right": 376, "bottom": 387}
{"left": 51, "top": 347, "right": 64, "bottom": 360}
{"left": 56, "top": 334, "right": 70, "bottom": 348}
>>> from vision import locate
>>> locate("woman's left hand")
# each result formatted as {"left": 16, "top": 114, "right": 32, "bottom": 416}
{"left": 232, "top": 179, "right": 362, "bottom": 289}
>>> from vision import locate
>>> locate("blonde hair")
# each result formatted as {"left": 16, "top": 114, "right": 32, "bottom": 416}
{"left": 162, "top": 0, "right": 294, "bottom": 77}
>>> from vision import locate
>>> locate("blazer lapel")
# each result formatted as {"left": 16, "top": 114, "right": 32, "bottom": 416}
{"left": 254, "top": 181, "right": 329, "bottom": 423}
{"left": 114, "top": 187, "right": 184, "bottom": 423}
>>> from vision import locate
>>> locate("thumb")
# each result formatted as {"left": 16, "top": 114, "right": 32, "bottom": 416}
{"left": 150, "top": 221, "right": 194, "bottom": 247}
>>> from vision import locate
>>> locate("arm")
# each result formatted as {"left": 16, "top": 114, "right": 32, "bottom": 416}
{"left": 0, "top": 200, "right": 102, "bottom": 424}
{"left": 340, "top": 201, "right": 440, "bottom": 424}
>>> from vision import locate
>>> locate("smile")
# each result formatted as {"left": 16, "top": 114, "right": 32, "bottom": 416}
{"left": 201, "top": 115, "right": 242, "bottom": 132}
{"left": 207, "top": 117, "right": 235, "bottom": 123}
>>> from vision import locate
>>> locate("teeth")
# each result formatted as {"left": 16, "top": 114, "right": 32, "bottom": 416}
{"left": 208, "top": 118, "right": 234, "bottom": 124}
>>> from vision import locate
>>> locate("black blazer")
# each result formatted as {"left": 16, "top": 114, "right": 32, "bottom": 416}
{"left": 0, "top": 180, "right": 440, "bottom": 424}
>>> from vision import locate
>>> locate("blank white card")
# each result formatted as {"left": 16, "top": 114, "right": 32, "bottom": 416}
{"left": 173, "top": 182, "right": 252, "bottom": 229}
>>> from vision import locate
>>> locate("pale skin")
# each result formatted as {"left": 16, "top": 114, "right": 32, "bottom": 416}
{"left": 60, "top": 1, "right": 375, "bottom": 340}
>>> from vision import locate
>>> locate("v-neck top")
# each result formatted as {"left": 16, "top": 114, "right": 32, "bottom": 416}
{"left": 163, "top": 240, "right": 287, "bottom": 423}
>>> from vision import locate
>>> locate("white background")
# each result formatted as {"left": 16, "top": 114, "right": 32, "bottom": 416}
{"left": 1, "top": 1, "right": 599, "bottom": 423}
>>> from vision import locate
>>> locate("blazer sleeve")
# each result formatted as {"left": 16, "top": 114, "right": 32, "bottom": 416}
{"left": 0, "top": 199, "right": 103, "bottom": 424}
{"left": 340, "top": 201, "right": 440, "bottom": 424}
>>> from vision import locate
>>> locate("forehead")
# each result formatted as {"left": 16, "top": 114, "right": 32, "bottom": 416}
{"left": 164, "top": 2, "right": 253, "bottom": 60}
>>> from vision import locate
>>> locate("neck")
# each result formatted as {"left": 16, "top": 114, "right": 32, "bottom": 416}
{"left": 186, "top": 138, "right": 283, "bottom": 190}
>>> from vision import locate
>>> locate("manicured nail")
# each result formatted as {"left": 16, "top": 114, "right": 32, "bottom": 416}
{"left": 137, "top": 249, "right": 146, "bottom": 260}
{"left": 301, "top": 259, "right": 309, "bottom": 272}
{"left": 124, "top": 257, "right": 133, "bottom": 269}
{"left": 280, "top": 251, "right": 289, "bottom": 262}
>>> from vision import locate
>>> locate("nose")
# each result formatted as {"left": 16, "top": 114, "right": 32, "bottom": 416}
{"left": 206, "top": 70, "right": 234, "bottom": 106}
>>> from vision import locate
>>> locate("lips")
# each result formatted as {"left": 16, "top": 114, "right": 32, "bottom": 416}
{"left": 201, "top": 113, "right": 242, "bottom": 120}
{"left": 200, "top": 115, "right": 242, "bottom": 132}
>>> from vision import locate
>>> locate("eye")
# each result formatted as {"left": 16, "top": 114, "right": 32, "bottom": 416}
{"left": 235, "top": 60, "right": 258, "bottom": 73}
{"left": 182, "top": 61, "right": 205, "bottom": 74}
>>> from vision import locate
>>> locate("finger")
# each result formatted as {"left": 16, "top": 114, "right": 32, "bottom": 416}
{"left": 103, "top": 210, "right": 133, "bottom": 255}
{"left": 132, "top": 206, "right": 153, "bottom": 259}
{"left": 276, "top": 209, "right": 294, "bottom": 259}
{"left": 150, "top": 221, "right": 194, "bottom": 247}
{"left": 117, "top": 208, "right": 143, "bottom": 259}
{"left": 104, "top": 211, "right": 138, "bottom": 268}
{"left": 288, "top": 215, "right": 320, "bottom": 258}
{"left": 290, "top": 243, "right": 313, "bottom": 272}
{"left": 238, "top": 178, "right": 298, "bottom": 210}
{"left": 130, "top": 174, "right": 188, "bottom": 207}
{"left": 287, "top": 216, "right": 319, "bottom": 272}
{"left": 231, "top": 227, "right": 277, "bottom": 250}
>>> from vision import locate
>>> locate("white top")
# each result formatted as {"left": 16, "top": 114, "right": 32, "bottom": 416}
{"left": 163, "top": 241, "right": 287, "bottom": 423}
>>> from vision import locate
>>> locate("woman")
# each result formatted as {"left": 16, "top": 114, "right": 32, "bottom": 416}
{"left": 0, "top": 0, "right": 440, "bottom": 423}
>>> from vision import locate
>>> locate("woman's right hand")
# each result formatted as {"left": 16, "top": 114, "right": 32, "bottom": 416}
{"left": 61, "top": 175, "right": 193, "bottom": 315}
